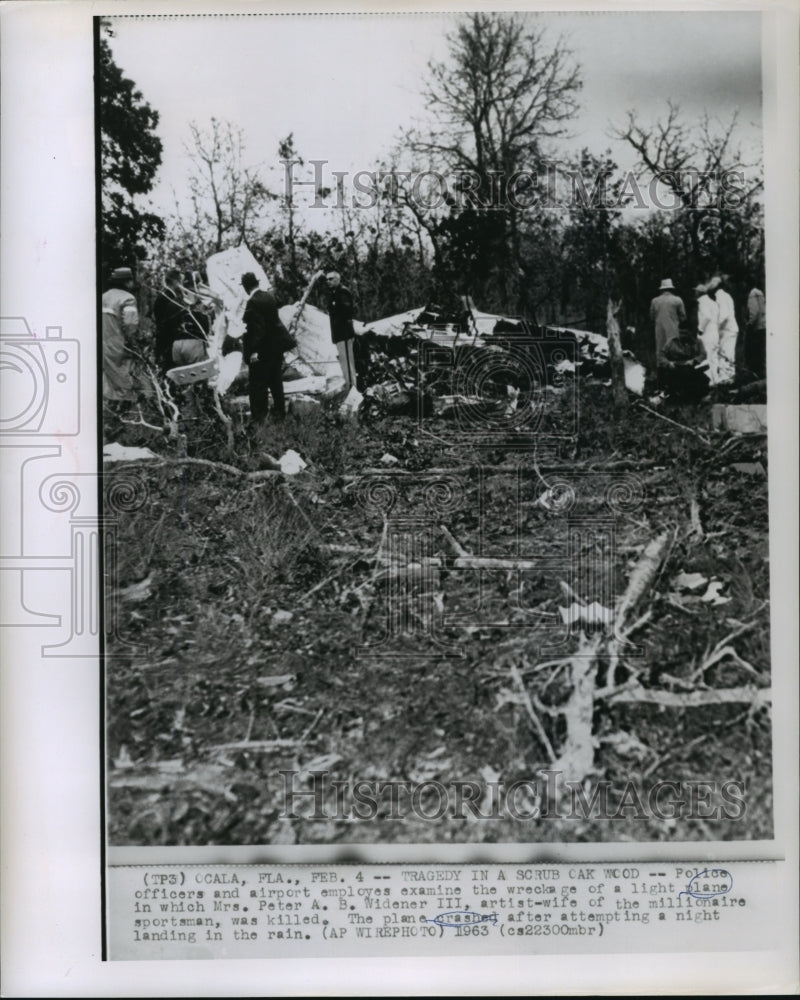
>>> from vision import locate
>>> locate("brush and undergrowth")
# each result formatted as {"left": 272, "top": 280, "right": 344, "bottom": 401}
{"left": 105, "top": 379, "right": 771, "bottom": 845}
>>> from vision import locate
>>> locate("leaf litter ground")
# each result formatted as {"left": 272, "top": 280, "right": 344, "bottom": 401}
{"left": 106, "top": 381, "right": 772, "bottom": 845}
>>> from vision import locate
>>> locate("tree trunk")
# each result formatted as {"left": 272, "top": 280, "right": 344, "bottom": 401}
{"left": 606, "top": 297, "right": 628, "bottom": 414}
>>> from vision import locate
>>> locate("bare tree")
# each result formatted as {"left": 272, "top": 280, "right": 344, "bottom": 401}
{"left": 417, "top": 13, "right": 582, "bottom": 176}
{"left": 409, "top": 12, "right": 582, "bottom": 312}
{"left": 613, "top": 102, "right": 763, "bottom": 265}
{"left": 182, "top": 118, "right": 272, "bottom": 256}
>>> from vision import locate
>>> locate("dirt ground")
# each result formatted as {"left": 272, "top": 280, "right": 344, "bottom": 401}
{"left": 105, "top": 378, "right": 772, "bottom": 846}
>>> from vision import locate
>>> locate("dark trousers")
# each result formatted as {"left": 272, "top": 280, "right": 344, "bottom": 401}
{"left": 248, "top": 357, "right": 285, "bottom": 421}
{"left": 744, "top": 327, "right": 766, "bottom": 380}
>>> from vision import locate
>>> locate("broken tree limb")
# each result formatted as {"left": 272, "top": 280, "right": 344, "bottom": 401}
{"left": 606, "top": 297, "right": 628, "bottom": 415}
{"left": 212, "top": 386, "right": 235, "bottom": 452}
{"left": 299, "top": 556, "right": 363, "bottom": 604}
{"left": 287, "top": 270, "right": 324, "bottom": 340}
{"left": 453, "top": 555, "right": 539, "bottom": 571}
{"left": 689, "top": 621, "right": 762, "bottom": 682}
{"left": 510, "top": 663, "right": 556, "bottom": 763}
{"left": 343, "top": 460, "right": 658, "bottom": 482}
{"left": 608, "top": 684, "right": 771, "bottom": 710}
{"left": 615, "top": 530, "right": 670, "bottom": 631}
{"left": 439, "top": 523, "right": 469, "bottom": 558}
{"left": 636, "top": 401, "right": 712, "bottom": 446}
{"left": 529, "top": 530, "right": 671, "bottom": 785}
{"left": 118, "top": 406, "right": 164, "bottom": 434}
{"left": 438, "top": 524, "right": 542, "bottom": 571}
{"left": 103, "top": 456, "right": 283, "bottom": 480}
{"left": 550, "top": 634, "right": 603, "bottom": 778}
{"left": 689, "top": 493, "right": 704, "bottom": 538}
{"left": 208, "top": 739, "right": 303, "bottom": 753}
{"left": 300, "top": 707, "right": 325, "bottom": 743}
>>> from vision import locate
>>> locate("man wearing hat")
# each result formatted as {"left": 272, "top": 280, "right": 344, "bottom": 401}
{"left": 649, "top": 278, "right": 687, "bottom": 375}
{"left": 323, "top": 271, "right": 357, "bottom": 390}
{"left": 102, "top": 267, "right": 139, "bottom": 401}
{"left": 240, "top": 272, "right": 287, "bottom": 422}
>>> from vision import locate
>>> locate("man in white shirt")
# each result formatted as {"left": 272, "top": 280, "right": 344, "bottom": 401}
{"left": 696, "top": 281, "right": 721, "bottom": 385}
{"left": 711, "top": 274, "right": 738, "bottom": 384}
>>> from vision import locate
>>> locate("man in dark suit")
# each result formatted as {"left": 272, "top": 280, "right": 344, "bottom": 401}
{"left": 153, "top": 268, "right": 191, "bottom": 372}
{"left": 240, "top": 272, "right": 287, "bottom": 422}
{"left": 324, "top": 270, "right": 357, "bottom": 389}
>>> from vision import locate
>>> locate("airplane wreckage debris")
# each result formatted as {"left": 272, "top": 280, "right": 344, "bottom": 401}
{"left": 154, "top": 243, "right": 647, "bottom": 431}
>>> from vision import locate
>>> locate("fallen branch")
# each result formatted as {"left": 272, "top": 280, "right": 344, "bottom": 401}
{"left": 550, "top": 634, "right": 603, "bottom": 778}
{"left": 299, "top": 556, "right": 363, "bottom": 604}
{"left": 248, "top": 469, "right": 283, "bottom": 480}
{"left": 343, "top": 460, "right": 658, "bottom": 482}
{"left": 529, "top": 531, "right": 671, "bottom": 784}
{"left": 453, "top": 554, "right": 539, "bottom": 572}
{"left": 439, "top": 524, "right": 469, "bottom": 558}
{"left": 300, "top": 707, "right": 325, "bottom": 743}
{"left": 689, "top": 493, "right": 704, "bottom": 538}
{"left": 637, "top": 401, "right": 712, "bottom": 446}
{"left": 438, "top": 524, "right": 541, "bottom": 571}
{"left": 211, "top": 387, "right": 235, "bottom": 452}
{"left": 642, "top": 731, "right": 709, "bottom": 780}
{"left": 615, "top": 531, "right": 670, "bottom": 631}
{"left": 103, "top": 455, "right": 283, "bottom": 480}
{"left": 641, "top": 705, "right": 755, "bottom": 779}
{"left": 208, "top": 739, "right": 303, "bottom": 753}
{"left": 119, "top": 405, "right": 164, "bottom": 434}
{"left": 287, "top": 270, "right": 324, "bottom": 340}
{"left": 608, "top": 684, "right": 771, "bottom": 709}
{"left": 509, "top": 664, "right": 556, "bottom": 763}
{"left": 689, "top": 621, "right": 761, "bottom": 682}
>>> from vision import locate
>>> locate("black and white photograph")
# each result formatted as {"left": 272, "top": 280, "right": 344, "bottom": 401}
{"left": 99, "top": 9, "right": 774, "bottom": 849}
{"left": 1, "top": 0, "right": 798, "bottom": 991}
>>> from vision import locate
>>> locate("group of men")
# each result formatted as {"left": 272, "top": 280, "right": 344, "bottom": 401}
{"left": 239, "top": 269, "right": 356, "bottom": 423}
{"left": 101, "top": 265, "right": 358, "bottom": 427}
{"left": 104, "top": 263, "right": 767, "bottom": 424}
{"left": 650, "top": 275, "right": 766, "bottom": 396}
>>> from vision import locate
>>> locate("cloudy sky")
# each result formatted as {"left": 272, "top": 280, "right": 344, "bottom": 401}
{"left": 105, "top": 10, "right": 762, "bottom": 223}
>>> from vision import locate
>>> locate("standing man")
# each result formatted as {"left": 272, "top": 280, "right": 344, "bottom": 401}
{"left": 712, "top": 274, "right": 738, "bottom": 384}
{"left": 649, "top": 278, "right": 686, "bottom": 382}
{"left": 696, "top": 280, "right": 721, "bottom": 385}
{"left": 102, "top": 266, "right": 139, "bottom": 402}
{"left": 745, "top": 284, "right": 766, "bottom": 379}
{"left": 153, "top": 268, "right": 190, "bottom": 372}
{"left": 324, "top": 270, "right": 357, "bottom": 390}
{"left": 240, "top": 272, "right": 286, "bottom": 423}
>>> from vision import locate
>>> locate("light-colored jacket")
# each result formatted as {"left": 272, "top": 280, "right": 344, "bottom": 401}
{"left": 715, "top": 288, "right": 738, "bottom": 336}
{"left": 747, "top": 288, "right": 766, "bottom": 331}
{"left": 650, "top": 290, "right": 686, "bottom": 364}
{"left": 696, "top": 294, "right": 719, "bottom": 337}
{"left": 102, "top": 288, "right": 139, "bottom": 400}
